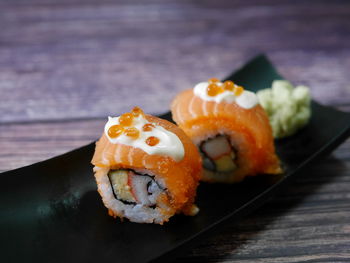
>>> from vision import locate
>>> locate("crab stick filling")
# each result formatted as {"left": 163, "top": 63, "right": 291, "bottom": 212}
{"left": 199, "top": 135, "right": 237, "bottom": 173}
{"left": 108, "top": 169, "right": 165, "bottom": 207}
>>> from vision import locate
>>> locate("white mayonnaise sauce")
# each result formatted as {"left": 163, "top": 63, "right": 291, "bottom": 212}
{"left": 193, "top": 81, "right": 258, "bottom": 109}
{"left": 104, "top": 115, "right": 185, "bottom": 162}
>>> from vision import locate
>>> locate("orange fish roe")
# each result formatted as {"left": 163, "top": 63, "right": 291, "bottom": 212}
{"left": 124, "top": 127, "right": 140, "bottom": 139}
{"left": 132, "top": 106, "right": 144, "bottom": 117}
{"left": 223, "top": 80, "right": 234, "bottom": 91}
{"left": 208, "top": 77, "right": 220, "bottom": 83}
{"left": 119, "top": 113, "right": 134, "bottom": 126}
{"left": 207, "top": 83, "right": 223, "bottom": 97}
{"left": 146, "top": 136, "right": 160, "bottom": 146}
{"left": 142, "top": 123, "right": 155, "bottom": 132}
{"left": 234, "top": 86, "right": 244, "bottom": 96}
{"left": 108, "top": 125, "right": 124, "bottom": 139}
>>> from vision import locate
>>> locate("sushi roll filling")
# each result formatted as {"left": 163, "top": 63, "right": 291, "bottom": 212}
{"left": 108, "top": 169, "right": 165, "bottom": 207}
{"left": 200, "top": 135, "right": 237, "bottom": 173}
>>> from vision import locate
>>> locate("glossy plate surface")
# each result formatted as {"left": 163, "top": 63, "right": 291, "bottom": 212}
{"left": 1, "top": 55, "right": 350, "bottom": 263}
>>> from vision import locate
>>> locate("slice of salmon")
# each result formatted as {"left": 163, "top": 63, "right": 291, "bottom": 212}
{"left": 171, "top": 89, "right": 282, "bottom": 183}
{"left": 92, "top": 114, "right": 202, "bottom": 213}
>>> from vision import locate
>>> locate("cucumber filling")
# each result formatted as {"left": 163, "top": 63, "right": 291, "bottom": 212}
{"left": 108, "top": 169, "right": 164, "bottom": 207}
{"left": 200, "top": 135, "right": 237, "bottom": 173}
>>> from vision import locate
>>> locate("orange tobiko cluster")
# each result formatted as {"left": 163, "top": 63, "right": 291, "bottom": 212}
{"left": 206, "top": 78, "right": 244, "bottom": 97}
{"left": 108, "top": 107, "right": 161, "bottom": 147}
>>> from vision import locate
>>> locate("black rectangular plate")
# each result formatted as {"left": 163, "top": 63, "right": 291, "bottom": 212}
{"left": 1, "top": 55, "right": 350, "bottom": 263}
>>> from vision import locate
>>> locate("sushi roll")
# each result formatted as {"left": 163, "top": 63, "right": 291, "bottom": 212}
{"left": 91, "top": 107, "right": 202, "bottom": 224}
{"left": 171, "top": 78, "right": 282, "bottom": 183}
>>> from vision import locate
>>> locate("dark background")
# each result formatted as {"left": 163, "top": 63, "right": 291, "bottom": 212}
{"left": 0, "top": 0, "right": 349, "bottom": 262}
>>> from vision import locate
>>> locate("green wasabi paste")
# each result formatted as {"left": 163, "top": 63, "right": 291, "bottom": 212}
{"left": 257, "top": 80, "right": 311, "bottom": 139}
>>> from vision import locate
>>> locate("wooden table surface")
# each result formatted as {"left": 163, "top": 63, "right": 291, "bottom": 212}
{"left": 1, "top": 0, "right": 350, "bottom": 262}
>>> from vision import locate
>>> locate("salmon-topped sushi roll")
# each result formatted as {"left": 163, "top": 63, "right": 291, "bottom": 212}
{"left": 91, "top": 107, "right": 202, "bottom": 224}
{"left": 171, "top": 78, "right": 282, "bottom": 183}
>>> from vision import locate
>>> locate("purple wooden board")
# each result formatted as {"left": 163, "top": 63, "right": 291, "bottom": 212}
{"left": 1, "top": 0, "right": 350, "bottom": 123}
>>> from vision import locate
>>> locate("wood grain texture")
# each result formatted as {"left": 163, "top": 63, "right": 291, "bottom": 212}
{"left": 0, "top": 0, "right": 350, "bottom": 262}
{"left": 0, "top": 119, "right": 104, "bottom": 172}
{"left": 0, "top": 0, "right": 350, "bottom": 122}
